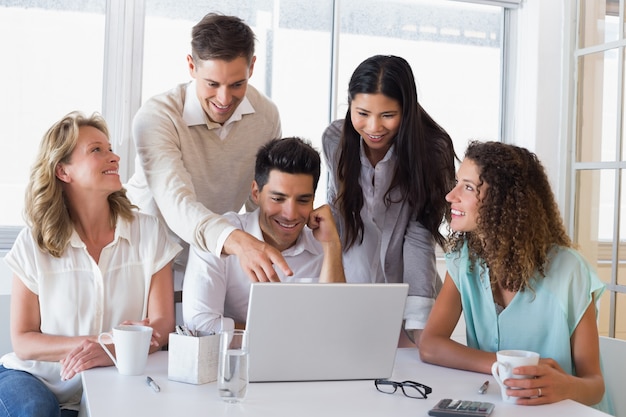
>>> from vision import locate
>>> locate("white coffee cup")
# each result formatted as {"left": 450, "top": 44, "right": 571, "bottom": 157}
{"left": 491, "top": 349, "right": 540, "bottom": 403}
{"left": 98, "top": 324, "right": 152, "bottom": 376}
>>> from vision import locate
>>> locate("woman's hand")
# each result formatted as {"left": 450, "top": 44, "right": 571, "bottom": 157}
{"left": 504, "top": 358, "right": 572, "bottom": 405}
{"left": 120, "top": 318, "right": 162, "bottom": 348}
{"left": 59, "top": 339, "right": 114, "bottom": 381}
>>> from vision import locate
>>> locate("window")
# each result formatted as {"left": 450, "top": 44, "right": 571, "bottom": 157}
{"left": 570, "top": 0, "right": 626, "bottom": 339}
{"left": 142, "top": 0, "right": 503, "bottom": 205}
{"left": 0, "top": 1, "right": 105, "bottom": 229}
{"left": 0, "top": 0, "right": 509, "bottom": 247}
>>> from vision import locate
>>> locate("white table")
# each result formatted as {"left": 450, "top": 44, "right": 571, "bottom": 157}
{"left": 81, "top": 349, "right": 610, "bottom": 417}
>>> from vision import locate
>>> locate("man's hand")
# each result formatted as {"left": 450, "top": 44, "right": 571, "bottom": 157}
{"left": 307, "top": 205, "right": 341, "bottom": 245}
{"left": 223, "top": 229, "right": 292, "bottom": 282}
{"left": 307, "top": 205, "right": 345, "bottom": 283}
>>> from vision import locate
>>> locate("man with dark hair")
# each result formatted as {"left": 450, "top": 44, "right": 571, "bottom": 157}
{"left": 126, "top": 13, "right": 291, "bottom": 287}
{"left": 183, "top": 137, "right": 345, "bottom": 333}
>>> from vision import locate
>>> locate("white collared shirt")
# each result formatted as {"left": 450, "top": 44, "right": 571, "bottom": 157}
{"left": 183, "top": 80, "right": 255, "bottom": 140}
{"left": 2, "top": 212, "right": 181, "bottom": 408}
{"left": 183, "top": 209, "right": 323, "bottom": 332}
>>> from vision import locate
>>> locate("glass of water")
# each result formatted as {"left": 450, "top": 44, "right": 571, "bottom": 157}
{"left": 217, "top": 329, "right": 249, "bottom": 403}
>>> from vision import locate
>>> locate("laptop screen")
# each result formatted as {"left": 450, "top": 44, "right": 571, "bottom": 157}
{"left": 245, "top": 282, "right": 409, "bottom": 382}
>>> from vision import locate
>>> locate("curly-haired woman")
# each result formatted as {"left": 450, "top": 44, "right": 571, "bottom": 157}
{"left": 419, "top": 141, "right": 610, "bottom": 413}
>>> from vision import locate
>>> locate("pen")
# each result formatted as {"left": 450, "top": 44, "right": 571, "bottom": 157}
{"left": 146, "top": 376, "right": 160, "bottom": 393}
{"left": 478, "top": 380, "right": 489, "bottom": 394}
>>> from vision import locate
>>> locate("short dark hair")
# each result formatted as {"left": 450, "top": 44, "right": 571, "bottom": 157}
{"left": 191, "top": 13, "right": 255, "bottom": 64}
{"left": 255, "top": 137, "right": 321, "bottom": 192}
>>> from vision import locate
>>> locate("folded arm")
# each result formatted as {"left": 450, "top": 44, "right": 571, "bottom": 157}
{"left": 307, "top": 205, "right": 345, "bottom": 283}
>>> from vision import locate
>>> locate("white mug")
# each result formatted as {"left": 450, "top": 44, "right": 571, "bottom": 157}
{"left": 98, "top": 324, "right": 152, "bottom": 376}
{"left": 491, "top": 349, "right": 540, "bottom": 403}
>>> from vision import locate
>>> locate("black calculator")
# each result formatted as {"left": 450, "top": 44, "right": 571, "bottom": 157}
{"left": 428, "top": 398, "right": 495, "bottom": 417}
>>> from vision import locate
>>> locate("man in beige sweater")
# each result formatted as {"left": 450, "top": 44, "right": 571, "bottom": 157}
{"left": 126, "top": 13, "right": 291, "bottom": 283}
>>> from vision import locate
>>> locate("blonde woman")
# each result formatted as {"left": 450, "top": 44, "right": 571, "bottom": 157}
{"left": 0, "top": 112, "right": 181, "bottom": 417}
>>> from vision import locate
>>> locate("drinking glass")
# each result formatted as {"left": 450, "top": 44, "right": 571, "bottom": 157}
{"left": 217, "top": 329, "right": 249, "bottom": 403}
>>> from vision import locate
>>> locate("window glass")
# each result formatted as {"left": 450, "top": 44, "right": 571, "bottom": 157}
{"left": 574, "top": 0, "right": 626, "bottom": 339}
{"left": 0, "top": 1, "right": 105, "bottom": 226}
{"left": 617, "top": 292, "right": 626, "bottom": 339}
{"left": 144, "top": 0, "right": 335, "bottom": 144}
{"left": 1, "top": 0, "right": 504, "bottom": 228}
{"left": 142, "top": 2, "right": 278, "bottom": 101}
{"left": 574, "top": 169, "right": 617, "bottom": 246}
{"left": 622, "top": 50, "right": 626, "bottom": 161}
{"left": 336, "top": 0, "right": 502, "bottom": 159}
{"left": 576, "top": 49, "right": 619, "bottom": 163}
{"left": 143, "top": 0, "right": 502, "bottom": 206}
{"left": 142, "top": 0, "right": 333, "bottom": 204}
{"left": 621, "top": 170, "right": 626, "bottom": 286}
{"left": 578, "top": 0, "right": 619, "bottom": 49}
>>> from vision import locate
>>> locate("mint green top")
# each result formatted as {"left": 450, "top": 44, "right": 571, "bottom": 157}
{"left": 445, "top": 243, "right": 612, "bottom": 414}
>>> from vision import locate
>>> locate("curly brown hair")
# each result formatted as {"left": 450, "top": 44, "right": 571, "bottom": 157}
{"left": 447, "top": 141, "right": 572, "bottom": 292}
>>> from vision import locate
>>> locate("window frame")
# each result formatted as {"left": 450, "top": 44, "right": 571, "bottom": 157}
{"left": 567, "top": 0, "right": 626, "bottom": 338}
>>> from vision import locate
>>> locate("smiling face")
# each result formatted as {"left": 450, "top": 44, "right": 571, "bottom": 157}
{"left": 56, "top": 125, "right": 121, "bottom": 196}
{"left": 445, "top": 158, "right": 484, "bottom": 233}
{"left": 188, "top": 55, "right": 255, "bottom": 125}
{"left": 252, "top": 170, "right": 315, "bottom": 252}
{"left": 349, "top": 93, "right": 402, "bottom": 166}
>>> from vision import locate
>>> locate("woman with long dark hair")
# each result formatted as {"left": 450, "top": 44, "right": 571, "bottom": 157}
{"left": 323, "top": 55, "right": 456, "bottom": 345}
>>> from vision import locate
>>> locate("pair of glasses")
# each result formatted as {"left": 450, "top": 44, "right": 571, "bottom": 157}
{"left": 374, "top": 379, "right": 432, "bottom": 399}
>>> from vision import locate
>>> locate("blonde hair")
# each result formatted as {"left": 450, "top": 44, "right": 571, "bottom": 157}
{"left": 25, "top": 111, "right": 136, "bottom": 257}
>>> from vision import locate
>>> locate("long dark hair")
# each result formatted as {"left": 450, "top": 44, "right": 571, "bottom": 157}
{"left": 335, "top": 55, "right": 456, "bottom": 249}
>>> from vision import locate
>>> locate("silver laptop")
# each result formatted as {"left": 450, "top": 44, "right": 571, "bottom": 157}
{"left": 245, "top": 282, "right": 409, "bottom": 382}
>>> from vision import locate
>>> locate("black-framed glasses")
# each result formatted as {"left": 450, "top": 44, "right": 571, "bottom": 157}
{"left": 374, "top": 379, "right": 432, "bottom": 399}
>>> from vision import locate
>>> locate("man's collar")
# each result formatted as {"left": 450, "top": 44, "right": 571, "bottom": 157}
{"left": 183, "top": 80, "right": 255, "bottom": 129}
{"left": 228, "top": 97, "right": 254, "bottom": 125}
{"left": 182, "top": 81, "right": 206, "bottom": 126}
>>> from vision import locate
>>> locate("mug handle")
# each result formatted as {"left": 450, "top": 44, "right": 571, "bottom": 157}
{"left": 491, "top": 361, "right": 511, "bottom": 390}
{"left": 98, "top": 332, "right": 117, "bottom": 367}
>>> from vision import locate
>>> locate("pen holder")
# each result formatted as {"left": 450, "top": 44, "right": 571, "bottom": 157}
{"left": 167, "top": 331, "right": 219, "bottom": 384}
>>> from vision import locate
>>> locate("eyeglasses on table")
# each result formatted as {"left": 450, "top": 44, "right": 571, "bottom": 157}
{"left": 374, "top": 379, "right": 432, "bottom": 399}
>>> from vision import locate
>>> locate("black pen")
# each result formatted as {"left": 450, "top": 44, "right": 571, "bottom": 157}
{"left": 146, "top": 376, "right": 160, "bottom": 393}
{"left": 478, "top": 380, "right": 489, "bottom": 394}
